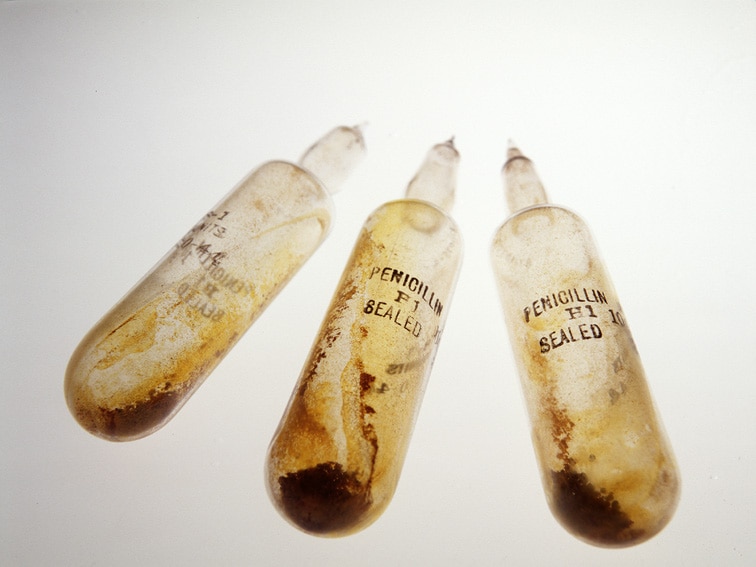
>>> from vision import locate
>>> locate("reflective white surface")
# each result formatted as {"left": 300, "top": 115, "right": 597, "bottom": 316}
{"left": 2, "top": 1, "right": 755, "bottom": 565}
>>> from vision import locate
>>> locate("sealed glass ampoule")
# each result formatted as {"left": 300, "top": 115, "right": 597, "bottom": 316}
{"left": 490, "top": 144, "right": 679, "bottom": 547}
{"left": 65, "top": 125, "right": 366, "bottom": 442}
{"left": 265, "top": 139, "right": 463, "bottom": 537}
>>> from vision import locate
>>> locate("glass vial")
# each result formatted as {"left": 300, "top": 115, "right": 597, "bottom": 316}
{"left": 65, "top": 125, "right": 366, "bottom": 442}
{"left": 491, "top": 145, "right": 679, "bottom": 547}
{"left": 265, "top": 139, "right": 463, "bottom": 537}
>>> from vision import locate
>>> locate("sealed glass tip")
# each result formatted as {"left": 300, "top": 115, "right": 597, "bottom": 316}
{"left": 299, "top": 124, "right": 367, "bottom": 193}
{"left": 404, "top": 137, "right": 459, "bottom": 213}
{"left": 502, "top": 143, "right": 548, "bottom": 213}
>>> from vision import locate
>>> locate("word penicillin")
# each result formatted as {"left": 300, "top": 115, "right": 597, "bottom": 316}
{"left": 65, "top": 125, "right": 365, "bottom": 442}
{"left": 265, "top": 139, "right": 463, "bottom": 537}
{"left": 490, "top": 144, "right": 679, "bottom": 547}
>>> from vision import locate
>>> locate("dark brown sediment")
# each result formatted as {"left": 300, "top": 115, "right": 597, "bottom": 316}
{"left": 275, "top": 368, "right": 380, "bottom": 535}
{"left": 76, "top": 382, "right": 186, "bottom": 441}
{"left": 550, "top": 467, "right": 644, "bottom": 546}
{"left": 544, "top": 390, "right": 645, "bottom": 546}
{"left": 278, "top": 462, "right": 372, "bottom": 535}
{"left": 72, "top": 317, "right": 240, "bottom": 440}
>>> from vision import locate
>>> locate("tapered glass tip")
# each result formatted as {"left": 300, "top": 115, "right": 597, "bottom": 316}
{"left": 299, "top": 124, "right": 367, "bottom": 194}
{"left": 404, "top": 138, "right": 459, "bottom": 213}
{"left": 501, "top": 143, "right": 549, "bottom": 213}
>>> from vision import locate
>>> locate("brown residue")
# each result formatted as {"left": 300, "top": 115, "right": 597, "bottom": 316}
{"left": 70, "top": 366, "right": 203, "bottom": 441}
{"left": 276, "top": 366, "right": 380, "bottom": 535}
{"left": 550, "top": 467, "right": 644, "bottom": 546}
{"left": 75, "top": 306, "right": 241, "bottom": 440}
{"left": 359, "top": 371, "right": 375, "bottom": 394}
{"left": 543, "top": 389, "right": 644, "bottom": 545}
{"left": 546, "top": 391, "right": 575, "bottom": 464}
{"left": 357, "top": 371, "right": 379, "bottom": 457}
{"left": 92, "top": 384, "right": 185, "bottom": 440}
{"left": 278, "top": 462, "right": 372, "bottom": 535}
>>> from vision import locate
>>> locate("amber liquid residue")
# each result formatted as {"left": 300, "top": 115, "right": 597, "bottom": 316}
{"left": 65, "top": 162, "right": 333, "bottom": 441}
{"left": 492, "top": 205, "right": 679, "bottom": 548}
{"left": 266, "top": 199, "right": 462, "bottom": 537}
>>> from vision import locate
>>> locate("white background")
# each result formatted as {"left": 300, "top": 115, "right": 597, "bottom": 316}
{"left": 2, "top": 1, "right": 755, "bottom": 565}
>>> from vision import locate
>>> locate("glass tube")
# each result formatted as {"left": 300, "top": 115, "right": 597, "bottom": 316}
{"left": 65, "top": 125, "right": 366, "bottom": 442}
{"left": 491, "top": 145, "right": 679, "bottom": 547}
{"left": 265, "top": 139, "right": 463, "bottom": 537}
